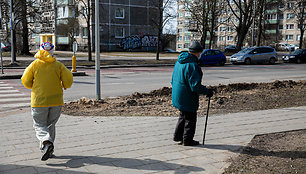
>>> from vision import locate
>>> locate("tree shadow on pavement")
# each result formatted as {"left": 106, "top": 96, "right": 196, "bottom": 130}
{"left": 203, "top": 144, "right": 306, "bottom": 159}
{"left": 46, "top": 155, "right": 204, "bottom": 173}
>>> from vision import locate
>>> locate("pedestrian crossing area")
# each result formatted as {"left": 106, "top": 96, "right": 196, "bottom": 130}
{"left": 0, "top": 81, "right": 30, "bottom": 112}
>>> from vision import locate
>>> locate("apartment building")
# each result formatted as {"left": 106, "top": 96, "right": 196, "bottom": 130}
{"left": 176, "top": 0, "right": 304, "bottom": 52}
{"left": 176, "top": 1, "right": 192, "bottom": 52}
{"left": 25, "top": 0, "right": 161, "bottom": 51}
{"left": 95, "top": 0, "right": 159, "bottom": 51}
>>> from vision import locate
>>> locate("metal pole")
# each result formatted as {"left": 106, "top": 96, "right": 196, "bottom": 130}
{"left": 95, "top": 0, "right": 101, "bottom": 100}
{"left": 202, "top": 97, "right": 211, "bottom": 145}
{"left": 0, "top": 39, "right": 3, "bottom": 74}
{"left": 10, "top": 0, "right": 15, "bottom": 64}
{"left": 0, "top": 8, "right": 3, "bottom": 74}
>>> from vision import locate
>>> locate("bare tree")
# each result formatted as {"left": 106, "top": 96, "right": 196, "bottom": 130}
{"left": 150, "top": 0, "right": 176, "bottom": 60}
{"left": 288, "top": 0, "right": 306, "bottom": 48}
{"left": 183, "top": 0, "right": 210, "bottom": 48}
{"left": 226, "top": 0, "right": 256, "bottom": 51}
{"left": 76, "top": 0, "right": 92, "bottom": 61}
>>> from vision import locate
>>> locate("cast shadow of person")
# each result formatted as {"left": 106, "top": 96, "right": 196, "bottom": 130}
{"left": 47, "top": 155, "right": 204, "bottom": 174}
{"left": 202, "top": 144, "right": 306, "bottom": 159}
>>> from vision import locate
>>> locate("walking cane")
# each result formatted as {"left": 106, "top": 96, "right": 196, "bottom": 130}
{"left": 202, "top": 96, "right": 211, "bottom": 145}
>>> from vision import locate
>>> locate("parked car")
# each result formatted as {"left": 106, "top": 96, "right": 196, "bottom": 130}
{"left": 230, "top": 46, "right": 277, "bottom": 65}
{"left": 290, "top": 44, "right": 300, "bottom": 51}
{"left": 276, "top": 43, "right": 295, "bottom": 51}
{"left": 224, "top": 45, "right": 244, "bottom": 53}
{"left": 224, "top": 45, "right": 236, "bottom": 53}
{"left": 199, "top": 49, "right": 226, "bottom": 66}
{"left": 282, "top": 49, "right": 306, "bottom": 63}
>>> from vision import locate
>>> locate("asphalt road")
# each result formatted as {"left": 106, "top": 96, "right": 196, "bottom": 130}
{"left": 63, "top": 63, "right": 306, "bottom": 101}
{"left": 4, "top": 63, "right": 306, "bottom": 102}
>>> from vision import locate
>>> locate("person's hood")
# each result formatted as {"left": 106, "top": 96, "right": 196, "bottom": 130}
{"left": 34, "top": 50, "right": 56, "bottom": 63}
{"left": 177, "top": 52, "right": 198, "bottom": 64}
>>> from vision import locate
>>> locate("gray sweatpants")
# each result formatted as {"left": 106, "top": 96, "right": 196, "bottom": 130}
{"left": 31, "top": 106, "right": 62, "bottom": 149}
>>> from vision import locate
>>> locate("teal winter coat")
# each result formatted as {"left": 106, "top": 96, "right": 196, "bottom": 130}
{"left": 171, "top": 52, "right": 209, "bottom": 112}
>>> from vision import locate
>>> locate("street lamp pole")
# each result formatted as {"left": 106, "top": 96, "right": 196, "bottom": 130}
{"left": 10, "top": 0, "right": 15, "bottom": 64}
{"left": 95, "top": 0, "right": 101, "bottom": 100}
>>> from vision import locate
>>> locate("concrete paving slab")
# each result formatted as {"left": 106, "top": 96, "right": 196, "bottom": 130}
{"left": 0, "top": 106, "right": 305, "bottom": 173}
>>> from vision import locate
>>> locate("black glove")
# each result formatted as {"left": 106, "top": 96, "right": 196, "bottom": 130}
{"left": 207, "top": 89, "right": 213, "bottom": 98}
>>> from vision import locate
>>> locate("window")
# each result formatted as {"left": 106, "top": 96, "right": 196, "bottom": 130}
{"left": 81, "top": 7, "right": 88, "bottom": 16}
{"left": 296, "top": 35, "right": 300, "bottom": 41}
{"left": 178, "top": 12, "right": 183, "bottom": 18}
{"left": 227, "top": 36, "right": 233, "bottom": 41}
{"left": 286, "top": 13, "right": 294, "bottom": 19}
{"left": 178, "top": 44, "right": 182, "bottom": 49}
{"left": 184, "top": 43, "right": 190, "bottom": 48}
{"left": 178, "top": 28, "right": 183, "bottom": 33}
{"left": 286, "top": 24, "right": 294, "bottom": 30}
{"left": 285, "top": 35, "right": 293, "bottom": 41}
{"left": 82, "top": 27, "right": 88, "bottom": 38}
{"left": 204, "top": 50, "right": 214, "bottom": 56}
{"left": 297, "top": 24, "right": 305, "bottom": 30}
{"left": 74, "top": 27, "right": 79, "bottom": 37}
{"left": 184, "top": 35, "right": 191, "bottom": 41}
{"left": 185, "top": 11, "right": 191, "bottom": 17}
{"left": 220, "top": 27, "right": 226, "bottom": 32}
{"left": 115, "top": 27, "right": 124, "bottom": 38}
{"left": 279, "top": 25, "right": 283, "bottom": 30}
{"left": 287, "top": 2, "right": 295, "bottom": 9}
{"left": 178, "top": 36, "right": 182, "bottom": 41}
{"left": 177, "top": 20, "right": 183, "bottom": 25}
{"left": 219, "top": 36, "right": 225, "bottom": 41}
{"left": 220, "top": 18, "right": 226, "bottom": 23}
{"left": 278, "top": 14, "right": 283, "bottom": 20}
{"left": 178, "top": 4, "right": 184, "bottom": 10}
{"left": 214, "top": 50, "right": 221, "bottom": 55}
{"left": 115, "top": 8, "right": 124, "bottom": 19}
{"left": 228, "top": 27, "right": 234, "bottom": 32}
{"left": 279, "top": 3, "right": 284, "bottom": 8}
{"left": 278, "top": 35, "right": 283, "bottom": 40}
{"left": 266, "top": 14, "right": 277, "bottom": 20}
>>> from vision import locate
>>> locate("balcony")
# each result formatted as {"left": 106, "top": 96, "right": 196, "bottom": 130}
{"left": 265, "top": 9, "right": 278, "bottom": 14}
{"left": 265, "top": 30, "right": 277, "bottom": 34}
{"left": 265, "top": 19, "right": 278, "bottom": 24}
{"left": 57, "top": 0, "right": 74, "bottom": 5}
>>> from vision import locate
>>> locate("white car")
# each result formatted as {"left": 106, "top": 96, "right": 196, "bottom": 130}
{"left": 277, "top": 43, "right": 295, "bottom": 51}
{"left": 290, "top": 44, "right": 299, "bottom": 51}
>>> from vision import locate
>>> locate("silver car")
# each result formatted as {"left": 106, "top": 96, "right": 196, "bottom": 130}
{"left": 230, "top": 46, "right": 277, "bottom": 65}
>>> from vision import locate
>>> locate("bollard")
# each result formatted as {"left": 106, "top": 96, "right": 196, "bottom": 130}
{"left": 71, "top": 55, "right": 77, "bottom": 72}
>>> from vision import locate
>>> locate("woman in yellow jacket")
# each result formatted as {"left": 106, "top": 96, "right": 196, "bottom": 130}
{"left": 21, "top": 42, "right": 73, "bottom": 161}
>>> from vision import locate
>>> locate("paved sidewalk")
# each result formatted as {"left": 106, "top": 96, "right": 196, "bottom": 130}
{"left": 0, "top": 106, "right": 305, "bottom": 174}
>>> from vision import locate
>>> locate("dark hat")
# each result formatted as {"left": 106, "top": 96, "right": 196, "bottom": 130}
{"left": 189, "top": 41, "right": 203, "bottom": 53}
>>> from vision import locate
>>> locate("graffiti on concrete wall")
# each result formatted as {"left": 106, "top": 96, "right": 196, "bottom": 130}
{"left": 120, "top": 36, "right": 142, "bottom": 50}
{"left": 120, "top": 35, "right": 159, "bottom": 50}
{"left": 142, "top": 35, "right": 158, "bottom": 47}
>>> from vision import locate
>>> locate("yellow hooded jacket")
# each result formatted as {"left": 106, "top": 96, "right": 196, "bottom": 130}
{"left": 21, "top": 50, "right": 73, "bottom": 107}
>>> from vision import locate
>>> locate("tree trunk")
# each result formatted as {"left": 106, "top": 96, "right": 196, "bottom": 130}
{"left": 300, "top": 29, "right": 304, "bottom": 49}
{"left": 87, "top": 1, "right": 92, "bottom": 61}
{"left": 208, "top": 0, "right": 216, "bottom": 49}
{"left": 156, "top": 29, "right": 161, "bottom": 60}
{"left": 256, "top": 0, "right": 264, "bottom": 46}
{"left": 156, "top": 0, "right": 163, "bottom": 61}
{"left": 21, "top": 0, "right": 30, "bottom": 55}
